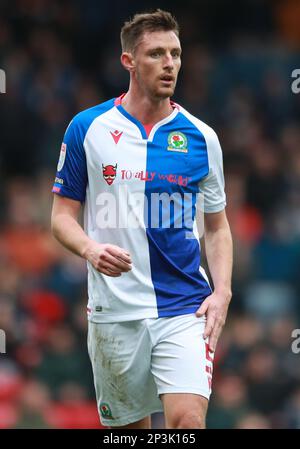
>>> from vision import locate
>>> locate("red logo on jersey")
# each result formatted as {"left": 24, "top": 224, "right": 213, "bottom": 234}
{"left": 110, "top": 130, "right": 123, "bottom": 144}
{"left": 102, "top": 164, "right": 117, "bottom": 185}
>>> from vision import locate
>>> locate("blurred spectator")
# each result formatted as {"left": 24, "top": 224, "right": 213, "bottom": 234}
{"left": 275, "top": 0, "right": 300, "bottom": 49}
{"left": 282, "top": 387, "right": 300, "bottom": 429}
{"left": 207, "top": 374, "right": 250, "bottom": 429}
{"left": 235, "top": 412, "right": 272, "bottom": 429}
{"left": 243, "top": 344, "right": 295, "bottom": 415}
{"left": 34, "top": 323, "right": 94, "bottom": 399}
{"left": 14, "top": 379, "right": 52, "bottom": 429}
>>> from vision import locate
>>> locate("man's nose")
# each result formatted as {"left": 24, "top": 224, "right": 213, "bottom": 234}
{"left": 163, "top": 52, "right": 174, "bottom": 69}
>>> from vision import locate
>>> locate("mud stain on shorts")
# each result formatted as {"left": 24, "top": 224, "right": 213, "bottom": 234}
{"left": 93, "top": 327, "right": 136, "bottom": 412}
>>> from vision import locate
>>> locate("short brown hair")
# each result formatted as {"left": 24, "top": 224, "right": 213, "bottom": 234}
{"left": 120, "top": 9, "right": 179, "bottom": 53}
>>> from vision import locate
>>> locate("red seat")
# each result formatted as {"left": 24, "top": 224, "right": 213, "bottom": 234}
{"left": 44, "top": 401, "right": 106, "bottom": 429}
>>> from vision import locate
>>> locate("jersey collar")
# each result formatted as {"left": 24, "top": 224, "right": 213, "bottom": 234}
{"left": 114, "top": 93, "right": 179, "bottom": 141}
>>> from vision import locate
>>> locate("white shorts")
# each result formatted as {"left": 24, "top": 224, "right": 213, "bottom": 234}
{"left": 87, "top": 314, "right": 214, "bottom": 427}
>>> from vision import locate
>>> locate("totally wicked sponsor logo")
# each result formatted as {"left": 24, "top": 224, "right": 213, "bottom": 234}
{"left": 103, "top": 166, "right": 191, "bottom": 187}
{"left": 157, "top": 173, "right": 191, "bottom": 187}
{"left": 102, "top": 164, "right": 117, "bottom": 185}
{"left": 120, "top": 169, "right": 191, "bottom": 186}
{"left": 121, "top": 169, "right": 155, "bottom": 182}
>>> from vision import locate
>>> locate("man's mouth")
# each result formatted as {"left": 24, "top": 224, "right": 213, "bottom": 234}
{"left": 160, "top": 75, "right": 174, "bottom": 88}
{"left": 160, "top": 75, "right": 174, "bottom": 82}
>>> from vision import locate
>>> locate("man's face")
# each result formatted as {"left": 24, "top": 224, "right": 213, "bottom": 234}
{"left": 131, "top": 30, "right": 181, "bottom": 100}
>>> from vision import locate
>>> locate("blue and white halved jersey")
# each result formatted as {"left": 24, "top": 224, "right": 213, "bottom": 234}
{"left": 52, "top": 95, "right": 226, "bottom": 323}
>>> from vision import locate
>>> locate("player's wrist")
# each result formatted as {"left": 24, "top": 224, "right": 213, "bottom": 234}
{"left": 214, "top": 287, "right": 232, "bottom": 302}
{"left": 81, "top": 240, "right": 96, "bottom": 261}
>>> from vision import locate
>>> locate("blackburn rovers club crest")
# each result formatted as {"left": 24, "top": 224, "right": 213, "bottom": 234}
{"left": 167, "top": 131, "right": 188, "bottom": 153}
{"left": 102, "top": 163, "right": 117, "bottom": 185}
{"left": 100, "top": 402, "right": 113, "bottom": 419}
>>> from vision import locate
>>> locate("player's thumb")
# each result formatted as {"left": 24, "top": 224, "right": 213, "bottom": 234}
{"left": 196, "top": 301, "right": 209, "bottom": 317}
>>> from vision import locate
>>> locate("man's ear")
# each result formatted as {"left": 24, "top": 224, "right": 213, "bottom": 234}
{"left": 120, "top": 52, "right": 136, "bottom": 72}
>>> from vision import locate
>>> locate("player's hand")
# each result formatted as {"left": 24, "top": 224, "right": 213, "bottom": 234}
{"left": 84, "top": 242, "right": 132, "bottom": 277}
{"left": 195, "top": 291, "right": 231, "bottom": 353}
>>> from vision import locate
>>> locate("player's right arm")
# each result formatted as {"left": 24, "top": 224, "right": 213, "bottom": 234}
{"left": 51, "top": 194, "right": 132, "bottom": 277}
{"left": 51, "top": 114, "right": 131, "bottom": 277}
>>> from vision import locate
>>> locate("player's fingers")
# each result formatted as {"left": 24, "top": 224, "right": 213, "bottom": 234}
{"left": 203, "top": 314, "right": 215, "bottom": 340}
{"left": 116, "top": 255, "right": 132, "bottom": 266}
{"left": 208, "top": 323, "right": 222, "bottom": 352}
{"left": 101, "top": 253, "right": 132, "bottom": 271}
{"left": 97, "top": 261, "right": 123, "bottom": 274}
{"left": 106, "top": 243, "right": 130, "bottom": 256}
{"left": 196, "top": 301, "right": 209, "bottom": 317}
{"left": 101, "top": 268, "right": 121, "bottom": 277}
{"left": 106, "top": 246, "right": 132, "bottom": 263}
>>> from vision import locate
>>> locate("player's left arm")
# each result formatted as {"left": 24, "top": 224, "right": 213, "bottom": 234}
{"left": 196, "top": 209, "right": 233, "bottom": 352}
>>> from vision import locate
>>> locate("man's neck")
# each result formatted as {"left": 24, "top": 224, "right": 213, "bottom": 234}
{"left": 121, "top": 87, "right": 174, "bottom": 125}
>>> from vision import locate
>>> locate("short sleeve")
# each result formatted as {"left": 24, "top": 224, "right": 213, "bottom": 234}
{"left": 52, "top": 118, "right": 88, "bottom": 202}
{"left": 199, "top": 129, "right": 226, "bottom": 213}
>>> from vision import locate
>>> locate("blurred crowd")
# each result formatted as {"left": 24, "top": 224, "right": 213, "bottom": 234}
{"left": 1, "top": 0, "right": 300, "bottom": 429}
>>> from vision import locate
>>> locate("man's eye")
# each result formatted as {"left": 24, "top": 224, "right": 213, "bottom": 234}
{"left": 150, "top": 52, "right": 161, "bottom": 58}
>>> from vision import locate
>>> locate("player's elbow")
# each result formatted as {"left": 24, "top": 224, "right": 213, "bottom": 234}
{"left": 50, "top": 211, "right": 61, "bottom": 241}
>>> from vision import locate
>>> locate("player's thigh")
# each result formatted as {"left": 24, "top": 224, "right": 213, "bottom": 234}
{"left": 151, "top": 314, "right": 213, "bottom": 427}
{"left": 112, "top": 416, "right": 151, "bottom": 429}
{"left": 161, "top": 393, "right": 208, "bottom": 429}
{"left": 87, "top": 320, "right": 149, "bottom": 403}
